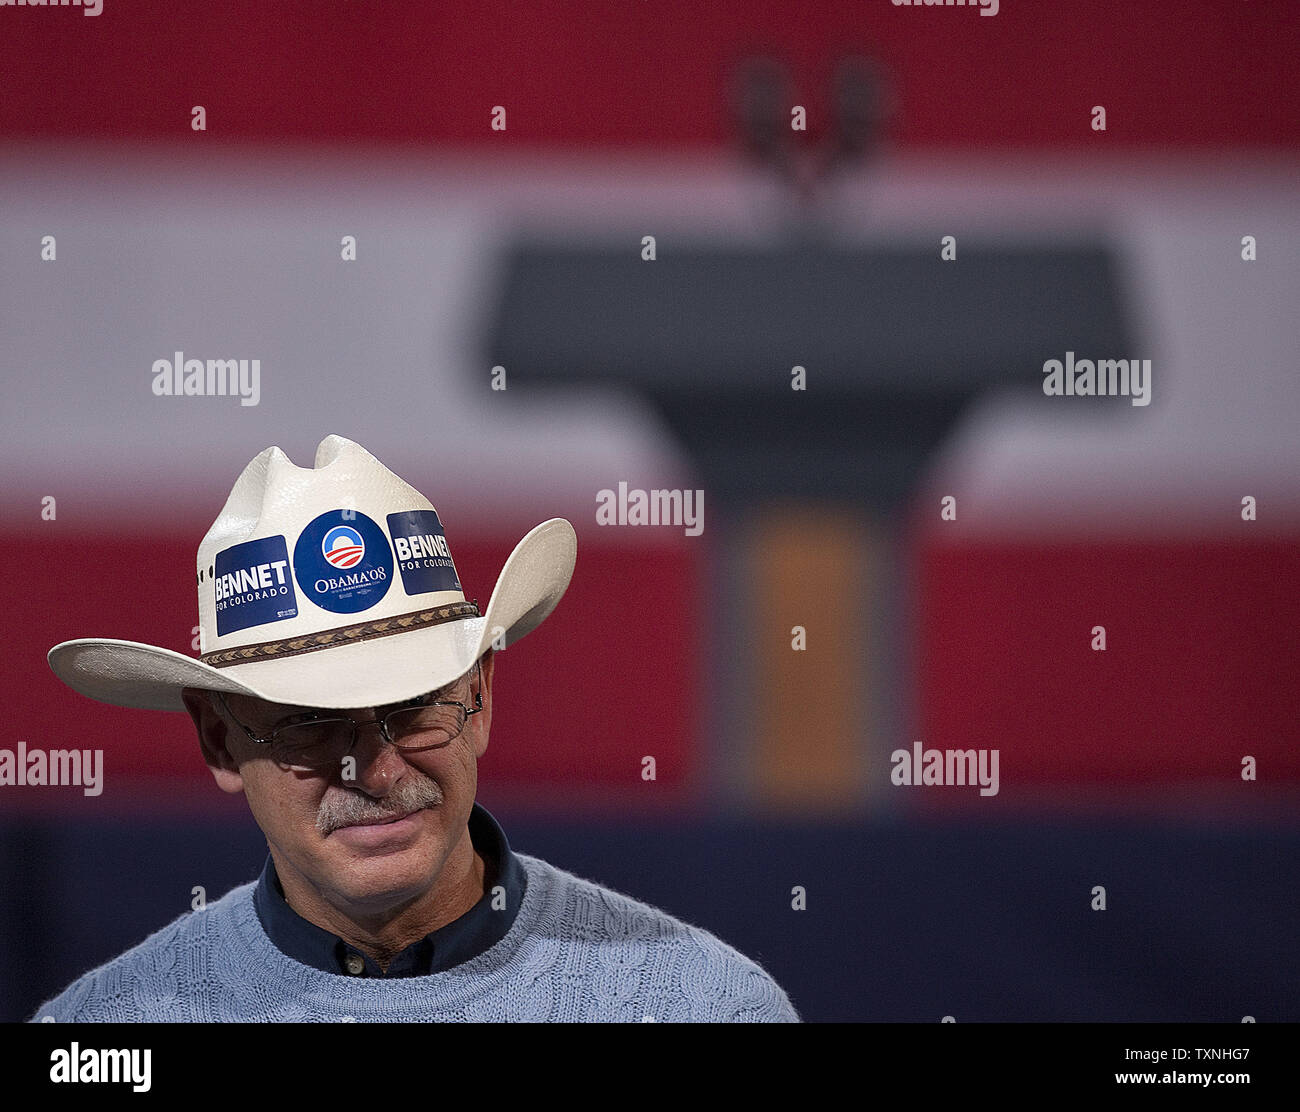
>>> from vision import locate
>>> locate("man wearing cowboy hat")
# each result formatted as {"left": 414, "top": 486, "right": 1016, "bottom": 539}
{"left": 33, "top": 435, "right": 799, "bottom": 1022}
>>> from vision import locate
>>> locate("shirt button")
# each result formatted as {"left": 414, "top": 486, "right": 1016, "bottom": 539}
{"left": 344, "top": 953, "right": 365, "bottom": 976}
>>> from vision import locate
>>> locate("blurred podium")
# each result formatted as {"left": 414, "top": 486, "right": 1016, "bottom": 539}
{"left": 487, "top": 242, "right": 1134, "bottom": 814}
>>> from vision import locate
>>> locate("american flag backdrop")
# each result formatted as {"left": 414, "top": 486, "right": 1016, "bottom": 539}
{"left": 1, "top": 0, "right": 1297, "bottom": 1042}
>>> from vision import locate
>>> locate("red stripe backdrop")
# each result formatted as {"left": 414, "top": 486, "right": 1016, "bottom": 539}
{"left": 9, "top": 528, "right": 701, "bottom": 814}
{"left": 915, "top": 535, "right": 1300, "bottom": 791}
{"left": 1, "top": 0, "right": 1296, "bottom": 149}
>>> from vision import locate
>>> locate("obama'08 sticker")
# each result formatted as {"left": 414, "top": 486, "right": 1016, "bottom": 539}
{"left": 292, "top": 510, "right": 394, "bottom": 614}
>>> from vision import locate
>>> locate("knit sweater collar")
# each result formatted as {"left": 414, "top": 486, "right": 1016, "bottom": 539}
{"left": 216, "top": 850, "right": 562, "bottom": 1019}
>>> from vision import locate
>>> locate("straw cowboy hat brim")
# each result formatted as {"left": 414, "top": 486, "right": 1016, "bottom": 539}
{"left": 47, "top": 436, "right": 577, "bottom": 712}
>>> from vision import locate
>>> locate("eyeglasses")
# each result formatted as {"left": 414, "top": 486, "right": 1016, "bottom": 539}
{"left": 215, "top": 661, "right": 483, "bottom": 772}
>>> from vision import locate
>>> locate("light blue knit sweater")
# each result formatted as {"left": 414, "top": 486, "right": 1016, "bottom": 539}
{"left": 33, "top": 853, "right": 799, "bottom": 1022}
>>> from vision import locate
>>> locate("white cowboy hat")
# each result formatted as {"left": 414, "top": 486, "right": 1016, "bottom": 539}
{"left": 47, "top": 435, "right": 577, "bottom": 712}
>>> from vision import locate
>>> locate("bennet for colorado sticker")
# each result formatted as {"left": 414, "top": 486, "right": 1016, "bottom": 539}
{"left": 387, "top": 509, "right": 462, "bottom": 596}
{"left": 213, "top": 534, "right": 299, "bottom": 637}
{"left": 293, "top": 510, "right": 393, "bottom": 614}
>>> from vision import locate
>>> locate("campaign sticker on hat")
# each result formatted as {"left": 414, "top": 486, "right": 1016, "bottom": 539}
{"left": 213, "top": 535, "right": 298, "bottom": 637}
{"left": 293, "top": 510, "right": 393, "bottom": 614}
{"left": 387, "top": 509, "right": 462, "bottom": 596}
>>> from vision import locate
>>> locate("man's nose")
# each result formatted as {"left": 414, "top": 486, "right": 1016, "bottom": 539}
{"left": 343, "top": 721, "right": 407, "bottom": 793}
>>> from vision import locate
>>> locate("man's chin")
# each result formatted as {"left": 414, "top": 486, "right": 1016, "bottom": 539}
{"left": 316, "top": 808, "right": 445, "bottom": 900}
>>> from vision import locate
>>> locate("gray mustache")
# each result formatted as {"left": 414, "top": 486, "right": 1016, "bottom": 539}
{"left": 316, "top": 775, "right": 444, "bottom": 834}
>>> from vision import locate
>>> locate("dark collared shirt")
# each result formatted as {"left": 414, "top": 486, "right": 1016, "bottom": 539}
{"left": 253, "top": 802, "right": 526, "bottom": 978}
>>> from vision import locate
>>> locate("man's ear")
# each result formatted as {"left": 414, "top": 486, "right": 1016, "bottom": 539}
{"left": 471, "top": 649, "right": 495, "bottom": 759}
{"left": 181, "top": 687, "right": 246, "bottom": 795}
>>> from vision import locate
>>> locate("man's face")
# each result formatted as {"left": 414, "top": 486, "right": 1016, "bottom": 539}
{"left": 182, "top": 651, "right": 494, "bottom": 917}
